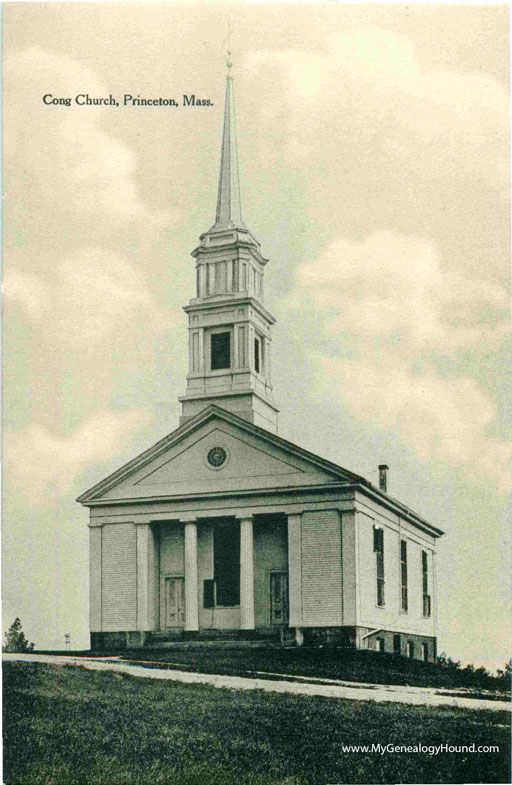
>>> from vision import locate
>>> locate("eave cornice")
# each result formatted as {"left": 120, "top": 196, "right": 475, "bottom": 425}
{"left": 183, "top": 295, "right": 276, "bottom": 325}
{"left": 191, "top": 240, "right": 268, "bottom": 267}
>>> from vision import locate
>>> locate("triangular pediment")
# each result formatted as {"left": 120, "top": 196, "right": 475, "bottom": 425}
{"left": 77, "top": 406, "right": 358, "bottom": 505}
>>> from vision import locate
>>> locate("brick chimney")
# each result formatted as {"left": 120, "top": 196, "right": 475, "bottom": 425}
{"left": 378, "top": 464, "right": 389, "bottom": 493}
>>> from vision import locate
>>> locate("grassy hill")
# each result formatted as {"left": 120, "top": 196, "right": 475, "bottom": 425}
{"left": 111, "top": 646, "right": 510, "bottom": 694}
{"left": 3, "top": 661, "right": 510, "bottom": 784}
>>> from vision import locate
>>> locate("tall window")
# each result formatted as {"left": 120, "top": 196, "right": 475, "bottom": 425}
{"left": 211, "top": 332, "right": 231, "bottom": 371}
{"left": 254, "top": 337, "right": 261, "bottom": 374}
{"left": 400, "top": 539, "right": 408, "bottom": 612}
{"left": 214, "top": 521, "right": 240, "bottom": 606}
{"left": 373, "top": 525, "right": 385, "bottom": 606}
{"left": 422, "top": 550, "right": 431, "bottom": 617}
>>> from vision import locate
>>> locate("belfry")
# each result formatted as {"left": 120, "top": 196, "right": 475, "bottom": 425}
{"left": 180, "top": 60, "right": 278, "bottom": 432}
{"left": 78, "top": 58, "right": 443, "bottom": 657}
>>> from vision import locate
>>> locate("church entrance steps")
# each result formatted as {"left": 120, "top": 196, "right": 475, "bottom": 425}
{"left": 144, "top": 639, "right": 277, "bottom": 649}
{"left": 145, "top": 627, "right": 290, "bottom": 648}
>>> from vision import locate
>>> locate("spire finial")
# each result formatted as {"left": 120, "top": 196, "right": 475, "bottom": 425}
{"left": 226, "top": 21, "right": 232, "bottom": 73}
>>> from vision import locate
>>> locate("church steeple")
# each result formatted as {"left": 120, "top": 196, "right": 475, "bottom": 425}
{"left": 214, "top": 57, "right": 244, "bottom": 230}
{"left": 179, "top": 58, "right": 279, "bottom": 433}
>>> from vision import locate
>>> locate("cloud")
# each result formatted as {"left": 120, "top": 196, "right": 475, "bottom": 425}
{"left": 290, "top": 231, "right": 508, "bottom": 354}
{"left": 286, "top": 231, "right": 510, "bottom": 490}
{"left": 245, "top": 28, "right": 509, "bottom": 192}
{"left": 5, "top": 409, "right": 153, "bottom": 503}
{"left": 4, "top": 247, "right": 179, "bottom": 349}
{"left": 4, "top": 47, "right": 179, "bottom": 222}
{"left": 316, "top": 356, "right": 511, "bottom": 492}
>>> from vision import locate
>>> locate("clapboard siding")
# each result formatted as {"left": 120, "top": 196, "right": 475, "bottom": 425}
{"left": 101, "top": 523, "right": 137, "bottom": 630}
{"left": 301, "top": 510, "right": 342, "bottom": 626}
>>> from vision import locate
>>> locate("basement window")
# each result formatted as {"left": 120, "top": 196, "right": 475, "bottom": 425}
{"left": 211, "top": 332, "right": 231, "bottom": 371}
{"left": 407, "top": 641, "right": 415, "bottom": 659}
{"left": 376, "top": 637, "right": 385, "bottom": 653}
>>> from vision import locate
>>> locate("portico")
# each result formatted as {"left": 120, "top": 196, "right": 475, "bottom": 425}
{"left": 135, "top": 511, "right": 285, "bottom": 635}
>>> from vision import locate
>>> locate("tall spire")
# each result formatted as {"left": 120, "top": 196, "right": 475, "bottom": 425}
{"left": 214, "top": 53, "right": 244, "bottom": 229}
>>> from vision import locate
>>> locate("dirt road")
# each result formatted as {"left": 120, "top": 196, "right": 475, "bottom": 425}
{"left": 4, "top": 652, "right": 509, "bottom": 713}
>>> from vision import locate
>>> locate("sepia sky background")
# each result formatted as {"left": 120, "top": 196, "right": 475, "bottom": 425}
{"left": 2, "top": 2, "right": 510, "bottom": 669}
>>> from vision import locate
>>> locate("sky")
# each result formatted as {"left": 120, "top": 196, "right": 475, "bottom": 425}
{"left": 2, "top": 2, "right": 510, "bottom": 670}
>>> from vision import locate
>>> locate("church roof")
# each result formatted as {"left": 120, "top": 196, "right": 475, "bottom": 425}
{"left": 77, "top": 404, "right": 443, "bottom": 537}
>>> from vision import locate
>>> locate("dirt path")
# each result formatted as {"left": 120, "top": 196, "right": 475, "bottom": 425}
{"left": 4, "top": 653, "right": 510, "bottom": 714}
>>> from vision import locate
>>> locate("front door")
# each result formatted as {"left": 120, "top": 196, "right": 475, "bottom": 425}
{"left": 270, "top": 572, "right": 289, "bottom": 625}
{"left": 164, "top": 577, "right": 185, "bottom": 628}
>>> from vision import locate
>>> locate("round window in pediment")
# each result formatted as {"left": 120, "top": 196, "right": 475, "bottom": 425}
{"left": 207, "top": 446, "right": 227, "bottom": 468}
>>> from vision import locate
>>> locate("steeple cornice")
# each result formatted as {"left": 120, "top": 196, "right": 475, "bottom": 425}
{"left": 192, "top": 228, "right": 269, "bottom": 266}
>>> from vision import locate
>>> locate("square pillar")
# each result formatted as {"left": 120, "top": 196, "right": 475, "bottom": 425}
{"left": 89, "top": 524, "right": 102, "bottom": 632}
{"left": 136, "top": 524, "right": 150, "bottom": 631}
{"left": 239, "top": 515, "right": 255, "bottom": 630}
{"left": 341, "top": 510, "right": 357, "bottom": 627}
{"left": 287, "top": 513, "right": 302, "bottom": 628}
{"left": 184, "top": 519, "right": 199, "bottom": 631}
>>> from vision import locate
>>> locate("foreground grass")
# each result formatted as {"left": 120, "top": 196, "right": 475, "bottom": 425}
{"left": 3, "top": 662, "right": 510, "bottom": 785}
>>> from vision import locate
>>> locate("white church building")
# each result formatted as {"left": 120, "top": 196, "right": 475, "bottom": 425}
{"left": 78, "top": 63, "right": 443, "bottom": 660}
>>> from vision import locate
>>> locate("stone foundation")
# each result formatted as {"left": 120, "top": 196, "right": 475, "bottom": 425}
{"left": 91, "top": 626, "right": 436, "bottom": 660}
{"left": 357, "top": 627, "right": 437, "bottom": 662}
{"left": 90, "top": 631, "right": 148, "bottom": 651}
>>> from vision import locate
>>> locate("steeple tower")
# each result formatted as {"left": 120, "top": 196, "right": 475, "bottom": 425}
{"left": 179, "top": 56, "right": 279, "bottom": 433}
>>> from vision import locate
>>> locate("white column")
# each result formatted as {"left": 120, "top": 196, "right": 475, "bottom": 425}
{"left": 266, "top": 338, "right": 272, "bottom": 383}
{"left": 188, "top": 329, "right": 194, "bottom": 376}
{"left": 184, "top": 520, "right": 199, "bottom": 631}
{"left": 287, "top": 514, "right": 302, "bottom": 628}
{"left": 89, "top": 525, "right": 102, "bottom": 632}
{"left": 136, "top": 524, "right": 150, "bottom": 631}
{"left": 198, "top": 328, "right": 205, "bottom": 373}
{"left": 227, "top": 259, "right": 233, "bottom": 292}
{"left": 341, "top": 510, "right": 357, "bottom": 627}
{"left": 239, "top": 516, "right": 255, "bottom": 629}
{"left": 233, "top": 322, "right": 239, "bottom": 369}
{"left": 148, "top": 526, "right": 157, "bottom": 630}
{"left": 200, "top": 264, "right": 207, "bottom": 297}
